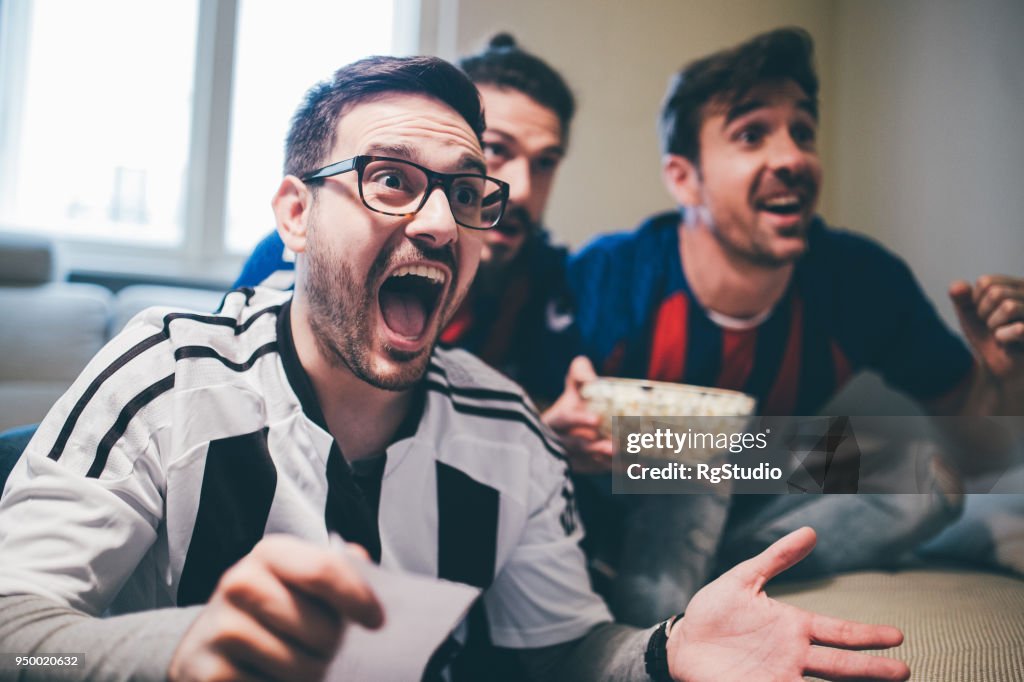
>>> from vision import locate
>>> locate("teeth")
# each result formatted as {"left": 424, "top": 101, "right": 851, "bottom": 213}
{"left": 763, "top": 195, "right": 800, "bottom": 207}
{"left": 391, "top": 264, "right": 445, "bottom": 284}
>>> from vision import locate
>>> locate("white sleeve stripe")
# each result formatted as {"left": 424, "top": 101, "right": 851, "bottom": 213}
{"left": 424, "top": 380, "right": 566, "bottom": 462}
{"left": 46, "top": 304, "right": 283, "bottom": 465}
{"left": 163, "top": 306, "right": 281, "bottom": 338}
{"left": 80, "top": 336, "right": 278, "bottom": 478}
{"left": 425, "top": 363, "right": 565, "bottom": 460}
{"left": 173, "top": 342, "right": 280, "bottom": 372}
{"left": 214, "top": 287, "right": 255, "bottom": 314}
{"left": 82, "top": 341, "right": 280, "bottom": 478}
{"left": 46, "top": 329, "right": 169, "bottom": 462}
{"left": 425, "top": 363, "right": 541, "bottom": 422}
{"left": 426, "top": 360, "right": 525, "bottom": 404}
{"left": 86, "top": 373, "right": 175, "bottom": 478}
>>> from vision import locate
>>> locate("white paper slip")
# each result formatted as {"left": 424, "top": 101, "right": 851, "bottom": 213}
{"left": 325, "top": 545, "right": 481, "bottom": 682}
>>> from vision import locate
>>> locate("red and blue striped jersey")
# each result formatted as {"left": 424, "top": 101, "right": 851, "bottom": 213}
{"left": 568, "top": 212, "right": 973, "bottom": 415}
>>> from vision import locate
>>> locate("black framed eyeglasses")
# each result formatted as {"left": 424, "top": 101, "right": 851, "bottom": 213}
{"left": 300, "top": 155, "right": 510, "bottom": 230}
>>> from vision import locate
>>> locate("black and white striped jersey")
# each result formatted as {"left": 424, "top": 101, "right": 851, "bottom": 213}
{"left": 0, "top": 287, "right": 611, "bottom": 649}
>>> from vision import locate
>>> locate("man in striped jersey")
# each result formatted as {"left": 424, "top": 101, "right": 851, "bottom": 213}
{"left": 546, "top": 28, "right": 1024, "bottom": 625}
{"left": 0, "top": 55, "right": 910, "bottom": 682}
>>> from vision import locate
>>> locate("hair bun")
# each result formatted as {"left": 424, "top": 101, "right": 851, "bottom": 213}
{"left": 488, "top": 33, "right": 518, "bottom": 50}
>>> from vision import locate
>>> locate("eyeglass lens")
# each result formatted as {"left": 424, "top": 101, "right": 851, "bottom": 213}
{"left": 360, "top": 158, "right": 503, "bottom": 229}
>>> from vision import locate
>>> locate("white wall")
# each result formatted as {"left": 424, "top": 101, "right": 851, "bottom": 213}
{"left": 830, "top": 0, "right": 1024, "bottom": 326}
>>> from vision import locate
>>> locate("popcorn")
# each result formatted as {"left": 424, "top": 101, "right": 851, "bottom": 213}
{"left": 582, "top": 377, "right": 756, "bottom": 420}
{"left": 581, "top": 378, "right": 757, "bottom": 461}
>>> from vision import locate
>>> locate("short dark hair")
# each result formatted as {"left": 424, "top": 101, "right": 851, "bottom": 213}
{"left": 659, "top": 27, "right": 819, "bottom": 163}
{"left": 284, "top": 55, "right": 485, "bottom": 177}
{"left": 458, "top": 33, "right": 575, "bottom": 141}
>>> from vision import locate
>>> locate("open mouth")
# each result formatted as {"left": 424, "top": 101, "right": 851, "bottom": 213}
{"left": 755, "top": 194, "right": 805, "bottom": 216}
{"left": 377, "top": 264, "right": 447, "bottom": 342}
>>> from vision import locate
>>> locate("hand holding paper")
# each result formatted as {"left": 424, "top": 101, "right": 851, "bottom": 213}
{"left": 168, "top": 535, "right": 383, "bottom": 682}
{"left": 326, "top": 540, "right": 482, "bottom": 681}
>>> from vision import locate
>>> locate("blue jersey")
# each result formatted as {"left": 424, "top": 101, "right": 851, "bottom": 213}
{"left": 568, "top": 212, "right": 973, "bottom": 415}
{"left": 235, "top": 231, "right": 576, "bottom": 402}
{"left": 234, "top": 231, "right": 297, "bottom": 291}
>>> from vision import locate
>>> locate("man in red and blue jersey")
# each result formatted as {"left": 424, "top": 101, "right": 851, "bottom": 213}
{"left": 235, "top": 35, "right": 577, "bottom": 403}
{"left": 545, "top": 27, "right": 1024, "bottom": 626}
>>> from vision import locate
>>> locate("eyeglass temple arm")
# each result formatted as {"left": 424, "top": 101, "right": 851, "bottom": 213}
{"left": 300, "top": 157, "right": 358, "bottom": 182}
{"left": 482, "top": 185, "right": 508, "bottom": 207}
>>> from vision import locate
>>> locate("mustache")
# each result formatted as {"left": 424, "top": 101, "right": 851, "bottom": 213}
{"left": 754, "top": 170, "right": 818, "bottom": 199}
{"left": 494, "top": 207, "right": 538, "bottom": 237}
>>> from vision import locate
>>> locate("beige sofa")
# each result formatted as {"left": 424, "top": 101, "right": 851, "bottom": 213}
{"left": 0, "top": 232, "right": 224, "bottom": 432}
{"left": 772, "top": 568, "right": 1024, "bottom": 681}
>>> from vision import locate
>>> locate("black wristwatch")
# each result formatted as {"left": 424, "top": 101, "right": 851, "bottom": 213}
{"left": 644, "top": 612, "right": 684, "bottom": 681}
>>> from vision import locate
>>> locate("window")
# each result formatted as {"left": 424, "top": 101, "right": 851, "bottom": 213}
{"left": 0, "top": 0, "right": 416, "bottom": 281}
{"left": 225, "top": 1, "right": 400, "bottom": 252}
{"left": 0, "top": 0, "right": 199, "bottom": 247}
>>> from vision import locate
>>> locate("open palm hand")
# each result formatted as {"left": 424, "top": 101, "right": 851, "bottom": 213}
{"left": 667, "top": 527, "right": 910, "bottom": 682}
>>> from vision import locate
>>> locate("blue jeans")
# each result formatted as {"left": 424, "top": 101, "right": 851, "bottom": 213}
{"left": 716, "top": 491, "right": 963, "bottom": 579}
{"left": 0, "top": 424, "right": 37, "bottom": 495}
{"left": 574, "top": 472, "right": 962, "bottom": 627}
{"left": 574, "top": 477, "right": 732, "bottom": 627}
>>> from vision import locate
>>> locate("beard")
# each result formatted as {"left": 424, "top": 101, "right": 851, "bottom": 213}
{"left": 712, "top": 221, "right": 810, "bottom": 267}
{"left": 494, "top": 205, "right": 538, "bottom": 240}
{"left": 303, "top": 221, "right": 459, "bottom": 392}
{"left": 479, "top": 205, "right": 537, "bottom": 275}
{"left": 694, "top": 169, "right": 817, "bottom": 268}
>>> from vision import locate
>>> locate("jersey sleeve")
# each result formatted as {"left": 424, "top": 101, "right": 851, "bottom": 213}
{"left": 567, "top": 215, "right": 680, "bottom": 379}
{"left": 567, "top": 235, "right": 622, "bottom": 370}
{"left": 0, "top": 315, "right": 174, "bottom": 615}
{"left": 0, "top": 594, "right": 202, "bottom": 681}
{"left": 831, "top": 232, "right": 973, "bottom": 402}
{"left": 234, "top": 230, "right": 294, "bottom": 290}
{"left": 482, "top": 448, "right": 612, "bottom": 649}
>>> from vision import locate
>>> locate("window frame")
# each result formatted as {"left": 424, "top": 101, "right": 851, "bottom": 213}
{"left": 0, "top": 0, "right": 426, "bottom": 285}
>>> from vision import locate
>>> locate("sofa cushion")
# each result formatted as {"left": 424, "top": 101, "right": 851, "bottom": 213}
{"left": 0, "top": 232, "right": 53, "bottom": 285}
{"left": 0, "top": 282, "right": 112, "bottom": 383}
{"left": 111, "top": 285, "right": 225, "bottom": 335}
{"left": 0, "top": 282, "right": 112, "bottom": 431}
{"left": 0, "top": 383, "right": 69, "bottom": 434}
{"left": 770, "top": 569, "right": 1024, "bottom": 680}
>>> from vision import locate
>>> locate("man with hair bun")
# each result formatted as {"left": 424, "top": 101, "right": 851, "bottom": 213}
{"left": 236, "top": 34, "right": 578, "bottom": 404}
